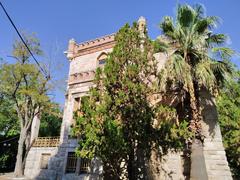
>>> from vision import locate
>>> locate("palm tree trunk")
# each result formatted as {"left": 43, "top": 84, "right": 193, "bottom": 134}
{"left": 188, "top": 82, "right": 200, "bottom": 135}
{"left": 188, "top": 83, "right": 208, "bottom": 178}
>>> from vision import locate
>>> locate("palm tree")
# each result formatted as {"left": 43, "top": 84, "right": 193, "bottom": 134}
{"left": 156, "top": 4, "right": 234, "bottom": 178}
{"left": 157, "top": 4, "right": 233, "bottom": 139}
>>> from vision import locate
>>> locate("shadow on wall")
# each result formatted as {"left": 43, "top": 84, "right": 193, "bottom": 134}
{"left": 199, "top": 89, "right": 219, "bottom": 138}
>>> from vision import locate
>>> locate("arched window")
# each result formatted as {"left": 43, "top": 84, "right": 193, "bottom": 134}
{"left": 97, "top": 52, "right": 107, "bottom": 66}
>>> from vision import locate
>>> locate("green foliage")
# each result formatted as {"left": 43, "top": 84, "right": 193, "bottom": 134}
{"left": 152, "top": 38, "right": 169, "bottom": 53}
{"left": 0, "top": 96, "right": 19, "bottom": 137}
{"left": 73, "top": 22, "right": 190, "bottom": 179}
{"left": 39, "top": 104, "right": 62, "bottom": 137}
{"left": 0, "top": 33, "right": 52, "bottom": 176}
{"left": 0, "top": 154, "right": 9, "bottom": 169}
{"left": 0, "top": 33, "right": 49, "bottom": 109}
{"left": 12, "top": 32, "right": 43, "bottom": 62}
{"left": 153, "top": 105, "right": 193, "bottom": 151}
{"left": 217, "top": 70, "right": 240, "bottom": 178}
{"left": 158, "top": 4, "right": 234, "bottom": 139}
{"left": 0, "top": 91, "right": 19, "bottom": 172}
{"left": 0, "top": 97, "right": 19, "bottom": 172}
{"left": 158, "top": 4, "right": 233, "bottom": 94}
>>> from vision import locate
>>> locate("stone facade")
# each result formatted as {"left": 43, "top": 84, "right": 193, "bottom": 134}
{"left": 24, "top": 33, "right": 114, "bottom": 180}
{"left": 190, "top": 90, "right": 232, "bottom": 180}
{"left": 24, "top": 17, "right": 232, "bottom": 180}
{"left": 25, "top": 147, "right": 59, "bottom": 179}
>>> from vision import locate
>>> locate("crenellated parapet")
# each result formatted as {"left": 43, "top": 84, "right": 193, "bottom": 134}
{"left": 66, "top": 34, "right": 115, "bottom": 60}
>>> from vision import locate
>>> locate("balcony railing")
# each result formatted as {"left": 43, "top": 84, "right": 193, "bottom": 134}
{"left": 66, "top": 152, "right": 91, "bottom": 174}
{"left": 32, "top": 137, "right": 60, "bottom": 147}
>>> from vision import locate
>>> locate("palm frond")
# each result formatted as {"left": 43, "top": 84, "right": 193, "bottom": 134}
{"left": 212, "top": 47, "right": 235, "bottom": 59}
{"left": 168, "top": 53, "right": 192, "bottom": 89}
{"left": 205, "top": 16, "right": 219, "bottom": 29}
{"left": 194, "top": 16, "right": 218, "bottom": 34}
{"left": 193, "top": 4, "right": 205, "bottom": 19}
{"left": 207, "top": 34, "right": 227, "bottom": 46}
{"left": 195, "top": 60, "right": 216, "bottom": 90}
{"left": 160, "top": 16, "right": 175, "bottom": 38}
{"left": 210, "top": 60, "right": 233, "bottom": 85}
{"left": 177, "top": 5, "right": 195, "bottom": 28}
{"left": 159, "top": 3, "right": 234, "bottom": 96}
{"left": 153, "top": 39, "right": 169, "bottom": 53}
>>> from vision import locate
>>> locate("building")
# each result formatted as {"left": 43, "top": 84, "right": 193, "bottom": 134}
{"left": 24, "top": 17, "right": 233, "bottom": 180}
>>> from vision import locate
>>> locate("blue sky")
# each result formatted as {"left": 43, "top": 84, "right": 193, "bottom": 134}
{"left": 0, "top": 0, "right": 239, "bottom": 105}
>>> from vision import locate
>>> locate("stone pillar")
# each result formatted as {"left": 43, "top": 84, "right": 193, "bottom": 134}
{"left": 191, "top": 140, "right": 208, "bottom": 180}
{"left": 67, "top": 38, "right": 76, "bottom": 60}
{"left": 60, "top": 93, "right": 74, "bottom": 143}
{"left": 191, "top": 90, "right": 232, "bottom": 180}
{"left": 30, "top": 113, "right": 40, "bottom": 143}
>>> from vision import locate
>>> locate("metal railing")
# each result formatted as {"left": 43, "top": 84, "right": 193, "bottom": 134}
{"left": 32, "top": 137, "right": 60, "bottom": 147}
{"left": 66, "top": 152, "right": 77, "bottom": 173}
{"left": 65, "top": 152, "right": 91, "bottom": 174}
{"left": 80, "top": 158, "right": 91, "bottom": 173}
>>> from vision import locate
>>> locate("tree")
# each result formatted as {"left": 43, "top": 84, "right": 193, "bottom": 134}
{"left": 73, "top": 22, "right": 157, "bottom": 179}
{"left": 217, "top": 69, "right": 240, "bottom": 178}
{"left": 157, "top": 3, "right": 233, "bottom": 147}
{"left": 0, "top": 33, "right": 51, "bottom": 176}
{"left": 73, "top": 21, "right": 190, "bottom": 179}
{"left": 155, "top": 4, "right": 236, "bottom": 178}
{"left": 0, "top": 96, "right": 62, "bottom": 173}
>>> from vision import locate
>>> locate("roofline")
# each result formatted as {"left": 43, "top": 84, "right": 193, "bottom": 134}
{"left": 66, "top": 33, "right": 116, "bottom": 60}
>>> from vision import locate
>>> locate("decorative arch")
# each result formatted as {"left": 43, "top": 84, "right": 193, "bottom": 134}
{"left": 97, "top": 52, "right": 108, "bottom": 65}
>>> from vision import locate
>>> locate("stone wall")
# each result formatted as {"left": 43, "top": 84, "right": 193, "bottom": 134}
{"left": 190, "top": 90, "right": 232, "bottom": 180}
{"left": 24, "top": 147, "right": 59, "bottom": 179}
{"left": 150, "top": 150, "right": 187, "bottom": 180}
{"left": 69, "top": 48, "right": 112, "bottom": 75}
{"left": 201, "top": 91, "right": 232, "bottom": 180}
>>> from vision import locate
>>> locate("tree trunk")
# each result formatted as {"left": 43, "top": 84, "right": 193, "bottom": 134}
{"left": 14, "top": 130, "right": 26, "bottom": 177}
{"left": 127, "top": 148, "right": 135, "bottom": 180}
{"left": 188, "top": 81, "right": 201, "bottom": 136}
{"left": 22, "top": 130, "right": 33, "bottom": 171}
{"left": 103, "top": 162, "right": 120, "bottom": 180}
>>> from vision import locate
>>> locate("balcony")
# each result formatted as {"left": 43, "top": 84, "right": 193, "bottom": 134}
{"left": 32, "top": 137, "right": 60, "bottom": 147}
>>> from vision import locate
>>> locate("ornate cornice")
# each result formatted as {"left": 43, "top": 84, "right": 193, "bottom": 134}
{"left": 68, "top": 70, "right": 96, "bottom": 85}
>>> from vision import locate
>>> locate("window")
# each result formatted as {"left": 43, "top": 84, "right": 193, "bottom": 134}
{"left": 73, "top": 96, "right": 90, "bottom": 118}
{"left": 66, "top": 152, "right": 77, "bottom": 173}
{"left": 74, "top": 97, "right": 80, "bottom": 112}
{"left": 65, "top": 152, "right": 91, "bottom": 175}
{"left": 98, "top": 59, "right": 106, "bottom": 65}
{"left": 40, "top": 153, "right": 51, "bottom": 169}
{"left": 97, "top": 52, "right": 107, "bottom": 66}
